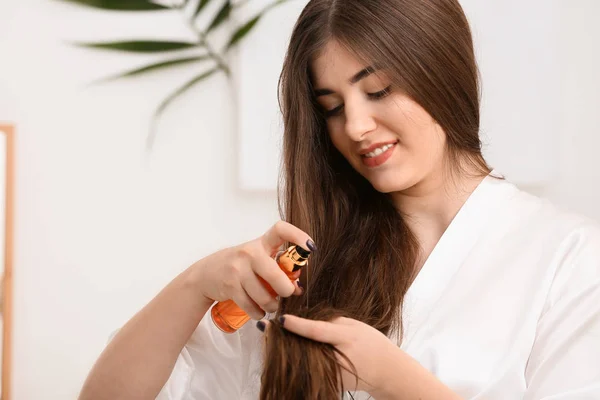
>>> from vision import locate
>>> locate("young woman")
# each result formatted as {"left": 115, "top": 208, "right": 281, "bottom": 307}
{"left": 79, "top": 0, "right": 600, "bottom": 399}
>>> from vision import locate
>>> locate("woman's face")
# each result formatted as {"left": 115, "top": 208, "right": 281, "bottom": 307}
{"left": 311, "top": 40, "right": 447, "bottom": 194}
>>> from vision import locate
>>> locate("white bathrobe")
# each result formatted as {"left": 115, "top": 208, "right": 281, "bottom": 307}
{"left": 156, "top": 173, "right": 600, "bottom": 399}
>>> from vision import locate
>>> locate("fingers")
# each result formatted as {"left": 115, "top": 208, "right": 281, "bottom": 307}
{"left": 252, "top": 255, "right": 297, "bottom": 298}
{"left": 222, "top": 220, "right": 312, "bottom": 320}
{"left": 239, "top": 265, "right": 280, "bottom": 313}
{"left": 292, "top": 279, "right": 304, "bottom": 296}
{"left": 256, "top": 318, "right": 270, "bottom": 332}
{"left": 230, "top": 287, "right": 266, "bottom": 321}
{"left": 261, "top": 221, "right": 314, "bottom": 255}
{"left": 276, "top": 314, "right": 344, "bottom": 345}
{"left": 335, "top": 316, "right": 355, "bottom": 326}
{"left": 238, "top": 252, "right": 304, "bottom": 317}
{"left": 250, "top": 220, "right": 312, "bottom": 300}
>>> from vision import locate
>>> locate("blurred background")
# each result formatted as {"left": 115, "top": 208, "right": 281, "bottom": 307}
{"left": 0, "top": 0, "right": 598, "bottom": 398}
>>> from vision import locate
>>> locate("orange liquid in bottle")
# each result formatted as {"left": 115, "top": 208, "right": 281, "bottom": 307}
{"left": 211, "top": 299, "right": 253, "bottom": 333}
{"left": 211, "top": 245, "right": 309, "bottom": 333}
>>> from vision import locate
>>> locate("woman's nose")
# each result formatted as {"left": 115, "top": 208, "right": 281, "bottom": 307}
{"left": 344, "top": 100, "right": 377, "bottom": 141}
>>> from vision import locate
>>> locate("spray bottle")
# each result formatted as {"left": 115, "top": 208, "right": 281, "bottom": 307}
{"left": 211, "top": 244, "right": 310, "bottom": 333}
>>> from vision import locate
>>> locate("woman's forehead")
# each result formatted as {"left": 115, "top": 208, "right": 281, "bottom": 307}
{"left": 310, "top": 41, "right": 372, "bottom": 87}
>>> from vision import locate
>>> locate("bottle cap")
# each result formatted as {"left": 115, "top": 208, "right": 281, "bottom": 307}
{"left": 294, "top": 245, "right": 310, "bottom": 259}
{"left": 284, "top": 245, "right": 310, "bottom": 272}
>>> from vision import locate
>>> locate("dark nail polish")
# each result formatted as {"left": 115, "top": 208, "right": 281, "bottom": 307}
{"left": 256, "top": 321, "right": 266, "bottom": 332}
{"left": 297, "top": 280, "right": 304, "bottom": 289}
{"left": 278, "top": 316, "right": 286, "bottom": 325}
{"left": 306, "top": 239, "right": 317, "bottom": 252}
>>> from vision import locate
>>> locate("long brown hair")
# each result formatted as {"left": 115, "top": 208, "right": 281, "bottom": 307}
{"left": 261, "top": 0, "right": 490, "bottom": 397}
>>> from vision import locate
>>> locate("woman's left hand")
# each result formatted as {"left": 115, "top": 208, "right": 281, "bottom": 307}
{"left": 260, "top": 314, "right": 400, "bottom": 395}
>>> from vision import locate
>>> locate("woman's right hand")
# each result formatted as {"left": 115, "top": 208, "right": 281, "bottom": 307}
{"left": 193, "top": 221, "right": 314, "bottom": 320}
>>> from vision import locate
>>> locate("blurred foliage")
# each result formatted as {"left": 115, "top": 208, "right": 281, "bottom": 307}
{"left": 58, "top": 0, "right": 289, "bottom": 148}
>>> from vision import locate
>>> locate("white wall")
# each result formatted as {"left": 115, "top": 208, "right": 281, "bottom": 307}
{"left": 0, "top": 1, "right": 598, "bottom": 399}
{"left": 533, "top": 1, "right": 600, "bottom": 216}
{"left": 1, "top": 1, "right": 281, "bottom": 399}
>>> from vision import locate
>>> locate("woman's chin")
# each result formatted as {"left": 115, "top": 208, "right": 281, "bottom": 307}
{"left": 368, "top": 176, "right": 410, "bottom": 194}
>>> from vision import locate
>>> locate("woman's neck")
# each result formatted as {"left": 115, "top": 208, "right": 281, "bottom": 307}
{"left": 391, "top": 168, "right": 487, "bottom": 268}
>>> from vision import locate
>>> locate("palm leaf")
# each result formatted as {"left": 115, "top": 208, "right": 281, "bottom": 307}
{"left": 193, "top": 0, "right": 212, "bottom": 17}
{"left": 226, "top": 15, "right": 260, "bottom": 49}
{"left": 93, "top": 55, "right": 209, "bottom": 83}
{"left": 206, "top": 0, "right": 231, "bottom": 33}
{"left": 225, "top": 0, "right": 290, "bottom": 50}
{"left": 60, "top": 0, "right": 170, "bottom": 11}
{"left": 74, "top": 40, "right": 199, "bottom": 52}
{"left": 264, "top": 0, "right": 291, "bottom": 12}
{"left": 147, "top": 67, "right": 219, "bottom": 148}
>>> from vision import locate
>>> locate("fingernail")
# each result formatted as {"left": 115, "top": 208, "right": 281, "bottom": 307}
{"left": 306, "top": 239, "right": 317, "bottom": 252}
{"left": 297, "top": 280, "right": 304, "bottom": 289}
{"left": 278, "top": 316, "right": 286, "bottom": 325}
{"left": 256, "top": 321, "right": 266, "bottom": 332}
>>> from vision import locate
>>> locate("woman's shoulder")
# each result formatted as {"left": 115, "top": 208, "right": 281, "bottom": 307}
{"left": 480, "top": 175, "right": 600, "bottom": 279}
{"left": 514, "top": 189, "right": 600, "bottom": 322}
{"left": 496, "top": 176, "right": 600, "bottom": 245}
{"left": 501, "top": 178, "right": 600, "bottom": 277}
{"left": 480, "top": 176, "right": 600, "bottom": 318}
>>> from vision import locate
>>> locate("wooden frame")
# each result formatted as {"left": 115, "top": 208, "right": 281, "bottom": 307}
{"left": 0, "top": 124, "right": 13, "bottom": 400}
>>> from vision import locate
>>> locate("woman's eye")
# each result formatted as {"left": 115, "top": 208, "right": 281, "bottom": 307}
{"left": 324, "top": 104, "right": 344, "bottom": 118}
{"left": 322, "top": 85, "right": 392, "bottom": 119}
{"left": 368, "top": 85, "right": 392, "bottom": 99}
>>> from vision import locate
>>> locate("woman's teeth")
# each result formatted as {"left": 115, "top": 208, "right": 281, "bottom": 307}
{"left": 364, "top": 143, "right": 395, "bottom": 158}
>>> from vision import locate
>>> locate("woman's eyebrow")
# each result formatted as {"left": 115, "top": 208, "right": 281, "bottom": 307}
{"left": 314, "top": 65, "right": 379, "bottom": 97}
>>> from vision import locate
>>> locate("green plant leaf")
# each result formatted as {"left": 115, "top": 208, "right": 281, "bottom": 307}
{"left": 59, "top": 0, "right": 170, "bottom": 11}
{"left": 74, "top": 40, "right": 199, "bottom": 52}
{"left": 147, "top": 67, "right": 219, "bottom": 148}
{"left": 264, "top": 0, "right": 291, "bottom": 13}
{"left": 225, "top": 0, "right": 290, "bottom": 50}
{"left": 226, "top": 15, "right": 260, "bottom": 50}
{"left": 94, "top": 55, "right": 209, "bottom": 83}
{"left": 206, "top": 0, "right": 231, "bottom": 33}
{"left": 193, "top": 0, "right": 212, "bottom": 17}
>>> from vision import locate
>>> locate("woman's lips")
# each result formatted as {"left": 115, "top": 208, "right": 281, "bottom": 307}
{"left": 361, "top": 142, "right": 397, "bottom": 167}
